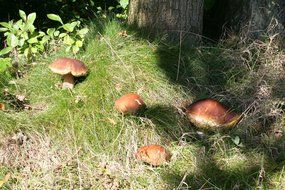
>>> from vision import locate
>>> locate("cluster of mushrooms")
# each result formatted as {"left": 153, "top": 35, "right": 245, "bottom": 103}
{"left": 49, "top": 58, "right": 242, "bottom": 167}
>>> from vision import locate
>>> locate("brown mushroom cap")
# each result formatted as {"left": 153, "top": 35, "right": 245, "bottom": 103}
{"left": 114, "top": 93, "right": 145, "bottom": 114}
{"left": 49, "top": 58, "right": 88, "bottom": 77}
{"left": 185, "top": 98, "right": 241, "bottom": 129}
{"left": 134, "top": 145, "right": 171, "bottom": 166}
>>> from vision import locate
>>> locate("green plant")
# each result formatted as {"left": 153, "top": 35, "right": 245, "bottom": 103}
{"left": 47, "top": 14, "right": 89, "bottom": 54}
{"left": 0, "top": 10, "right": 48, "bottom": 59}
{"left": 116, "top": 0, "right": 129, "bottom": 19}
{"left": 0, "top": 10, "right": 89, "bottom": 60}
{"left": 0, "top": 58, "right": 11, "bottom": 77}
{"left": 96, "top": 0, "right": 129, "bottom": 20}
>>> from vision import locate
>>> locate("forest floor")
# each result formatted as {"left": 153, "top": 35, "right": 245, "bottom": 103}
{"left": 0, "top": 20, "right": 285, "bottom": 189}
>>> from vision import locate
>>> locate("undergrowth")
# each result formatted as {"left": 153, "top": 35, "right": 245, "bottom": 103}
{"left": 0, "top": 19, "right": 285, "bottom": 189}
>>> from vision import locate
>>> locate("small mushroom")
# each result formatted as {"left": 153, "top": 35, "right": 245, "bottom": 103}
{"left": 49, "top": 58, "right": 88, "bottom": 89}
{"left": 114, "top": 93, "right": 146, "bottom": 114}
{"left": 185, "top": 98, "right": 241, "bottom": 130}
{"left": 134, "top": 145, "right": 171, "bottom": 166}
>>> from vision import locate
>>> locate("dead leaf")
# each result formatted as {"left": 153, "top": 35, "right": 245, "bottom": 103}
{"left": 118, "top": 30, "right": 128, "bottom": 37}
{"left": 16, "top": 94, "right": 26, "bottom": 102}
{"left": 0, "top": 103, "right": 5, "bottom": 110}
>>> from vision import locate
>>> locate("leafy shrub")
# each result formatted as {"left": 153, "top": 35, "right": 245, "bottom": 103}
{"left": 0, "top": 10, "right": 89, "bottom": 60}
{"left": 47, "top": 14, "right": 89, "bottom": 54}
{"left": 0, "top": 10, "right": 47, "bottom": 59}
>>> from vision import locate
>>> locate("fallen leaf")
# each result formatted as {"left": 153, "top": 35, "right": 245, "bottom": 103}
{"left": 118, "top": 30, "right": 128, "bottom": 37}
{"left": 0, "top": 103, "right": 5, "bottom": 110}
{"left": 16, "top": 94, "right": 26, "bottom": 102}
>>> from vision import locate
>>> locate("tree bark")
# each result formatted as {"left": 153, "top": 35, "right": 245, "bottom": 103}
{"left": 128, "top": 0, "right": 204, "bottom": 44}
{"left": 225, "top": 0, "right": 285, "bottom": 38}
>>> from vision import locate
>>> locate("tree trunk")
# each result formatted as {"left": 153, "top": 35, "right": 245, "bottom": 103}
{"left": 225, "top": 0, "right": 285, "bottom": 38}
{"left": 128, "top": 0, "right": 204, "bottom": 44}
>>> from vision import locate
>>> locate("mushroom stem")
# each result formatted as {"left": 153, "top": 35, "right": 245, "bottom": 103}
{"left": 62, "top": 73, "right": 75, "bottom": 89}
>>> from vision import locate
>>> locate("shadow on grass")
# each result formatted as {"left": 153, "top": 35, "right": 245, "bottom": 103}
{"left": 123, "top": 23, "right": 285, "bottom": 188}
{"left": 144, "top": 105, "right": 190, "bottom": 141}
{"left": 162, "top": 157, "right": 261, "bottom": 189}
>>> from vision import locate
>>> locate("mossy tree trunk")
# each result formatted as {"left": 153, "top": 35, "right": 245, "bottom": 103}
{"left": 128, "top": 0, "right": 204, "bottom": 44}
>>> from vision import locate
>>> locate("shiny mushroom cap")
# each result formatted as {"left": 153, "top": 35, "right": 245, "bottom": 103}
{"left": 134, "top": 145, "right": 171, "bottom": 166}
{"left": 114, "top": 93, "right": 146, "bottom": 114}
{"left": 185, "top": 98, "right": 241, "bottom": 130}
{"left": 49, "top": 58, "right": 88, "bottom": 77}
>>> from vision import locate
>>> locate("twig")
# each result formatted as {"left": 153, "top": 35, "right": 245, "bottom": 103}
{"left": 176, "top": 30, "right": 183, "bottom": 81}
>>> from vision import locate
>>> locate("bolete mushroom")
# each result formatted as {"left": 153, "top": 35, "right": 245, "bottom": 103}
{"left": 49, "top": 58, "right": 88, "bottom": 89}
{"left": 134, "top": 145, "right": 171, "bottom": 166}
{"left": 185, "top": 98, "right": 241, "bottom": 130}
{"left": 114, "top": 93, "right": 146, "bottom": 114}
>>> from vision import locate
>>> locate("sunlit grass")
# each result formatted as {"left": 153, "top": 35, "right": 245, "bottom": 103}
{"left": 0, "top": 19, "right": 285, "bottom": 189}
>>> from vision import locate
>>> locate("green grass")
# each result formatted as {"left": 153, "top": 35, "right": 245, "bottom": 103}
{"left": 0, "top": 19, "right": 285, "bottom": 189}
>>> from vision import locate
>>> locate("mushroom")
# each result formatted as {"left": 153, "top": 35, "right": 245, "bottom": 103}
{"left": 185, "top": 98, "right": 241, "bottom": 130}
{"left": 114, "top": 93, "right": 146, "bottom": 114}
{"left": 134, "top": 145, "right": 171, "bottom": 166}
{"left": 49, "top": 58, "right": 88, "bottom": 89}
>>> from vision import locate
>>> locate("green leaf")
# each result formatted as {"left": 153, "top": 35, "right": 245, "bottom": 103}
{"left": 0, "top": 27, "right": 8, "bottom": 32}
{"left": 10, "top": 34, "right": 19, "bottom": 48}
{"left": 27, "top": 13, "right": 36, "bottom": 25}
{"left": 0, "top": 47, "right": 12, "bottom": 56}
{"left": 119, "top": 0, "right": 129, "bottom": 9}
{"left": 36, "top": 44, "right": 44, "bottom": 51}
{"left": 27, "top": 24, "right": 35, "bottom": 33}
{"left": 72, "top": 45, "right": 79, "bottom": 54}
{"left": 47, "top": 14, "right": 63, "bottom": 24}
{"left": 65, "top": 46, "right": 71, "bottom": 52}
{"left": 31, "top": 47, "right": 37, "bottom": 53}
{"left": 24, "top": 48, "right": 29, "bottom": 58}
{"left": 59, "top": 33, "right": 67, "bottom": 38}
{"left": 47, "top": 28, "right": 55, "bottom": 36}
{"left": 62, "top": 23, "right": 77, "bottom": 32}
{"left": 63, "top": 35, "right": 75, "bottom": 45}
{"left": 23, "top": 32, "right": 29, "bottom": 40}
{"left": 13, "top": 20, "right": 22, "bottom": 31}
{"left": 75, "top": 40, "right": 83, "bottom": 47}
{"left": 54, "top": 30, "right": 60, "bottom": 37}
{"left": 18, "top": 38, "right": 25, "bottom": 47}
{"left": 0, "top": 58, "right": 11, "bottom": 72}
{"left": 19, "top": 10, "right": 27, "bottom": 21}
{"left": 0, "top": 22, "right": 10, "bottom": 29}
{"left": 78, "top": 28, "right": 89, "bottom": 36}
{"left": 41, "top": 35, "right": 50, "bottom": 44}
{"left": 38, "top": 31, "right": 46, "bottom": 37}
{"left": 28, "top": 37, "right": 38, "bottom": 44}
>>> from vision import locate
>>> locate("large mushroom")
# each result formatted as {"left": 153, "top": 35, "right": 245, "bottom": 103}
{"left": 134, "top": 145, "right": 171, "bottom": 166}
{"left": 49, "top": 58, "right": 88, "bottom": 89}
{"left": 185, "top": 98, "right": 241, "bottom": 130}
{"left": 114, "top": 93, "right": 146, "bottom": 114}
